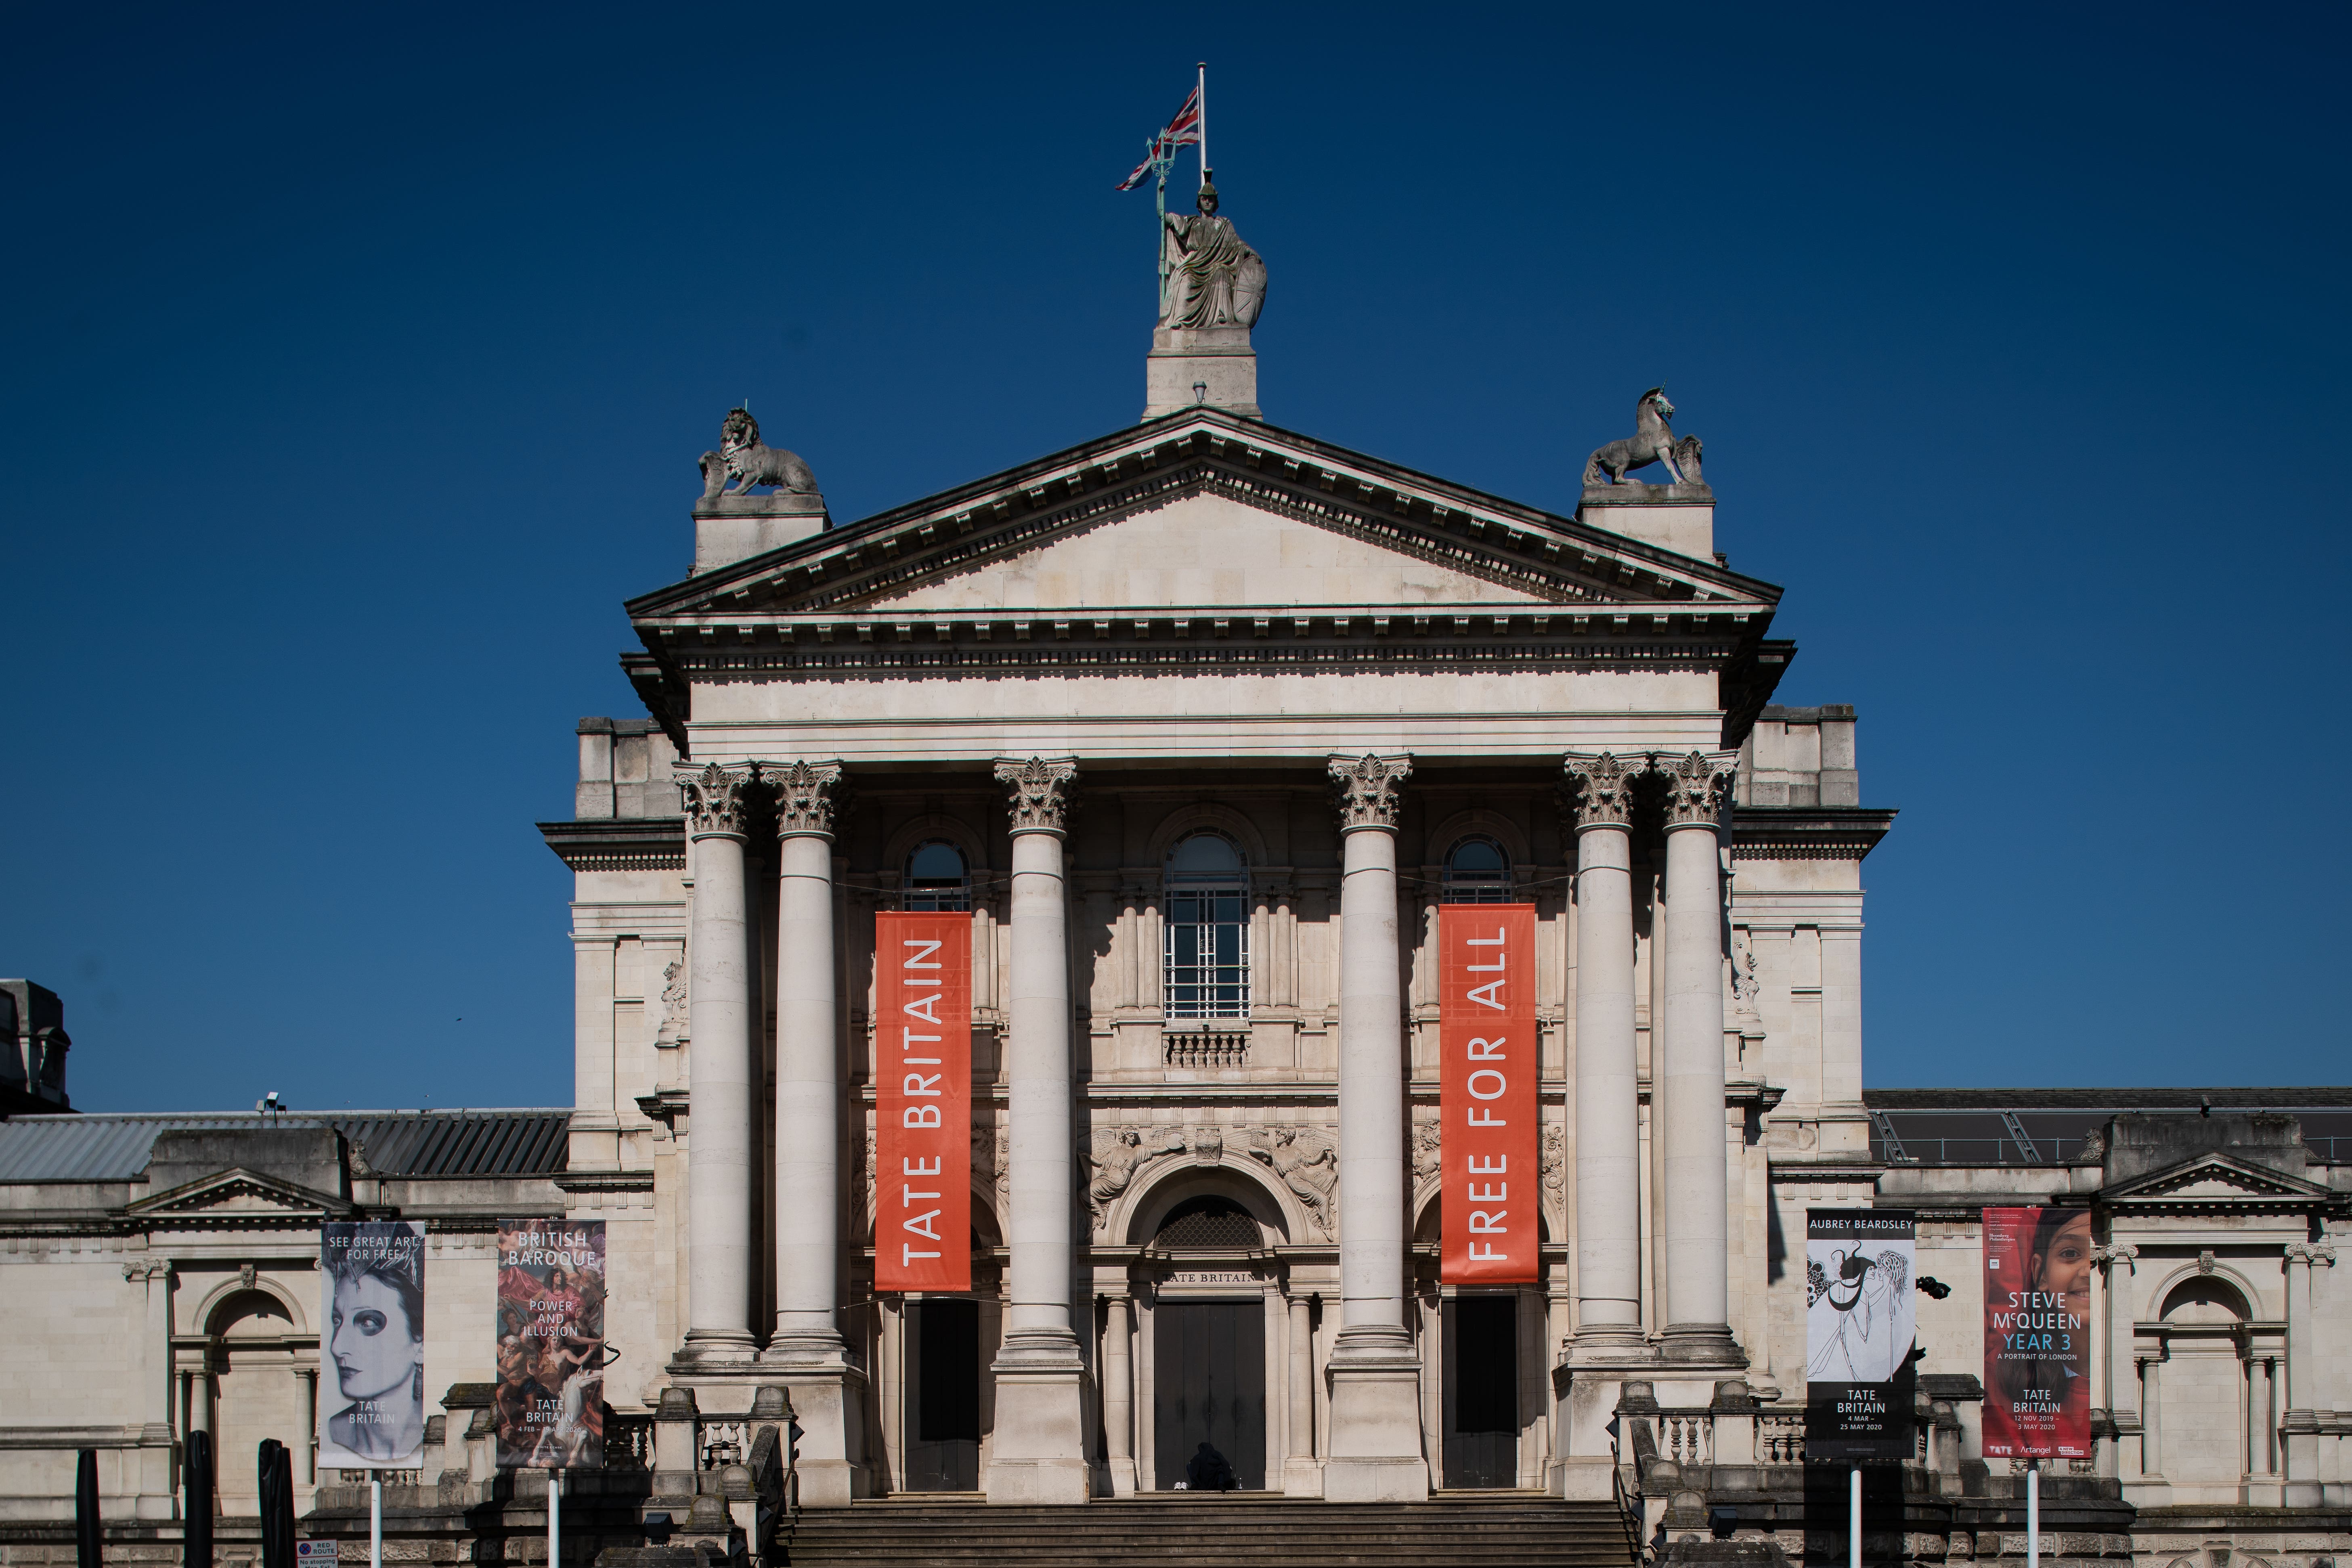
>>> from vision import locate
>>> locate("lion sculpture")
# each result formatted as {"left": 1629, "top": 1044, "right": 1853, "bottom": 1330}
{"left": 699, "top": 407, "right": 819, "bottom": 501}
{"left": 1583, "top": 387, "right": 1705, "bottom": 489}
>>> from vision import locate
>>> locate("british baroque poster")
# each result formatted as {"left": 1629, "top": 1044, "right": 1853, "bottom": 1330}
{"left": 1981, "top": 1206, "right": 2092, "bottom": 1458}
{"left": 876, "top": 911, "right": 972, "bottom": 1292}
{"left": 1438, "top": 903, "right": 1539, "bottom": 1284}
{"left": 1805, "top": 1207, "right": 1916, "bottom": 1461}
{"left": 317, "top": 1220, "right": 428, "bottom": 1469}
{"left": 494, "top": 1220, "right": 607, "bottom": 1468}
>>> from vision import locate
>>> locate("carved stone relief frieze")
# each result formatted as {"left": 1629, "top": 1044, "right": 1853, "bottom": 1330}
{"left": 1410, "top": 1116, "right": 1442, "bottom": 1187}
{"left": 1248, "top": 1126, "right": 1336, "bottom": 1239}
{"left": 1541, "top": 1121, "right": 1566, "bottom": 1225}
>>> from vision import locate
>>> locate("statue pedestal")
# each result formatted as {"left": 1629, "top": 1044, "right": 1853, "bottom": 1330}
{"left": 694, "top": 491, "right": 828, "bottom": 575}
{"left": 1145, "top": 325, "right": 1261, "bottom": 422}
{"left": 1577, "top": 483, "right": 1714, "bottom": 561}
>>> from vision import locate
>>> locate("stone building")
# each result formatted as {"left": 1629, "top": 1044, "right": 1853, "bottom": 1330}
{"left": 2, "top": 208, "right": 2347, "bottom": 1567}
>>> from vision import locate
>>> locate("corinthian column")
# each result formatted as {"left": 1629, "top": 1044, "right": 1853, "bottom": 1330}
{"left": 1320, "top": 753, "right": 1428, "bottom": 1503}
{"left": 760, "top": 760, "right": 866, "bottom": 1503}
{"left": 677, "top": 762, "right": 760, "bottom": 1358}
{"left": 1654, "top": 750, "right": 1741, "bottom": 1364}
{"left": 1563, "top": 753, "right": 1644, "bottom": 1352}
{"left": 985, "top": 756, "right": 1090, "bottom": 1505}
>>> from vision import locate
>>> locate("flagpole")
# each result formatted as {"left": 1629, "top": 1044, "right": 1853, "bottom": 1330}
{"left": 1197, "top": 62, "right": 1208, "bottom": 187}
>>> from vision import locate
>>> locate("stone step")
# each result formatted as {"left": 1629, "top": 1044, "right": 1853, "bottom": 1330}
{"left": 780, "top": 1497, "right": 1634, "bottom": 1568}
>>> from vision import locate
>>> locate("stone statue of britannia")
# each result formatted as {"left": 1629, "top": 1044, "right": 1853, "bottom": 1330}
{"left": 1159, "top": 182, "right": 1267, "bottom": 331}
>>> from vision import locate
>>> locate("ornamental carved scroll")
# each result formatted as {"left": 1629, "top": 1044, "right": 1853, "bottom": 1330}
{"left": 676, "top": 762, "right": 759, "bottom": 837}
{"left": 1653, "top": 750, "right": 1739, "bottom": 829}
{"left": 1328, "top": 753, "right": 1413, "bottom": 832}
{"left": 1562, "top": 752, "right": 1641, "bottom": 829}
{"left": 767, "top": 759, "right": 846, "bottom": 838}
{"left": 995, "top": 757, "right": 1079, "bottom": 834}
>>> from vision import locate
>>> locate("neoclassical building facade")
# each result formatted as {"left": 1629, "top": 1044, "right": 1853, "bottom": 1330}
{"left": 3, "top": 253, "right": 2347, "bottom": 1568}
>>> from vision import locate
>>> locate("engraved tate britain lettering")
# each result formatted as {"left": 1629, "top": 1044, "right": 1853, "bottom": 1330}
{"left": 3, "top": 145, "right": 2347, "bottom": 1568}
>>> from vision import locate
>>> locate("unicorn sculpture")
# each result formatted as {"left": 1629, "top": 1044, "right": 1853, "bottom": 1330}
{"left": 1583, "top": 387, "right": 1706, "bottom": 489}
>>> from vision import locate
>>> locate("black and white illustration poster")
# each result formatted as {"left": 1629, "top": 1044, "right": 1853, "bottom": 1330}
{"left": 1804, "top": 1207, "right": 1916, "bottom": 1462}
{"left": 317, "top": 1220, "right": 428, "bottom": 1469}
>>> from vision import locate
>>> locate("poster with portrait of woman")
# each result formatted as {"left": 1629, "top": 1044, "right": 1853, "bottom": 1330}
{"left": 1804, "top": 1207, "right": 1916, "bottom": 1461}
{"left": 494, "top": 1220, "right": 607, "bottom": 1469}
{"left": 317, "top": 1220, "right": 428, "bottom": 1469}
{"left": 1982, "top": 1206, "right": 2092, "bottom": 1458}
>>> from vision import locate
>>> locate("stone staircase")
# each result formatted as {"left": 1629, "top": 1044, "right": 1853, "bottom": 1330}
{"left": 781, "top": 1493, "right": 1634, "bottom": 1568}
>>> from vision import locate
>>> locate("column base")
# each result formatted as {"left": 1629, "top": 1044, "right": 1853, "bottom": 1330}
{"left": 1656, "top": 1323, "right": 1749, "bottom": 1368}
{"left": 1549, "top": 1357, "right": 1656, "bottom": 1497}
{"left": 1104, "top": 1455, "right": 1138, "bottom": 1497}
{"left": 1281, "top": 1457, "right": 1326, "bottom": 1497}
{"left": 670, "top": 1329, "right": 759, "bottom": 1369}
{"left": 756, "top": 1335, "right": 870, "bottom": 1507}
{"left": 1322, "top": 1324, "right": 1429, "bottom": 1502}
{"left": 985, "top": 1327, "right": 1091, "bottom": 1505}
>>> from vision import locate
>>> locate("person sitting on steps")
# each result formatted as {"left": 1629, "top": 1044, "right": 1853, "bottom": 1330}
{"left": 1185, "top": 1441, "right": 1238, "bottom": 1492}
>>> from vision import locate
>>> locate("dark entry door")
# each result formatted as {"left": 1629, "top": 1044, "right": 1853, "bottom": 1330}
{"left": 906, "top": 1299, "right": 980, "bottom": 1491}
{"left": 1443, "top": 1295, "right": 1519, "bottom": 1488}
{"left": 1153, "top": 1300, "right": 1264, "bottom": 1489}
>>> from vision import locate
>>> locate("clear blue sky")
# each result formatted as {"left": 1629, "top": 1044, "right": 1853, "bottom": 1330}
{"left": 4, "top": 4, "right": 2345, "bottom": 1112}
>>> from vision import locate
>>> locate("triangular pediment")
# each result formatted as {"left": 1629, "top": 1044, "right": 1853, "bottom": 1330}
{"left": 858, "top": 487, "right": 1547, "bottom": 612}
{"left": 2100, "top": 1151, "right": 2330, "bottom": 1207}
{"left": 628, "top": 409, "right": 1781, "bottom": 623}
{"left": 126, "top": 1166, "right": 354, "bottom": 1220}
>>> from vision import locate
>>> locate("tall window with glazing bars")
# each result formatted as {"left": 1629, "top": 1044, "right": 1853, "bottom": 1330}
{"left": 1163, "top": 832, "right": 1249, "bottom": 1019}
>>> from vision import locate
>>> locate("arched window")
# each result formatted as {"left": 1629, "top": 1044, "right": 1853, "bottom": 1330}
{"left": 1163, "top": 831, "right": 1249, "bottom": 1019}
{"left": 903, "top": 840, "right": 970, "bottom": 912}
{"left": 1442, "top": 836, "right": 1513, "bottom": 903}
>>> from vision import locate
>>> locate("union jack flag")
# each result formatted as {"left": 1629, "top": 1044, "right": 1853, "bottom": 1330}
{"left": 1115, "top": 83, "right": 1203, "bottom": 191}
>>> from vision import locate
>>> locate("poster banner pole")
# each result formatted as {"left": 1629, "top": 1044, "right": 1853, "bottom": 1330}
{"left": 1849, "top": 1465, "right": 1861, "bottom": 1568}
{"left": 549, "top": 1469, "right": 560, "bottom": 1568}
{"left": 369, "top": 1476, "right": 381, "bottom": 1568}
{"left": 2027, "top": 1461, "right": 2039, "bottom": 1568}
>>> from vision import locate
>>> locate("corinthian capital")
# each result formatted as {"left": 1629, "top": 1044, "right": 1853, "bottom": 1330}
{"left": 1652, "top": 750, "right": 1740, "bottom": 830}
{"left": 2286, "top": 1242, "right": 2337, "bottom": 1267}
{"left": 675, "top": 761, "right": 759, "bottom": 839}
{"left": 995, "top": 757, "right": 1079, "bottom": 834}
{"left": 1327, "top": 753, "right": 1413, "bottom": 832}
{"left": 1562, "top": 751, "right": 1641, "bottom": 829}
{"left": 765, "top": 759, "right": 846, "bottom": 839}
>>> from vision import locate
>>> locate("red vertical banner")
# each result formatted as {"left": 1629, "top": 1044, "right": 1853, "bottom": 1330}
{"left": 1981, "top": 1206, "right": 2093, "bottom": 1458}
{"left": 875, "top": 912, "right": 973, "bottom": 1291}
{"left": 1440, "top": 903, "right": 1540, "bottom": 1285}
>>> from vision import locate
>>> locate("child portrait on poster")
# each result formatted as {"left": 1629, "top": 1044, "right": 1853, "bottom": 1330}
{"left": 1982, "top": 1206, "right": 2094, "bottom": 1457}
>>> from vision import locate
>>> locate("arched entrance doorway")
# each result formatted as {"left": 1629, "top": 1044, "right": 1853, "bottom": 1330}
{"left": 1415, "top": 1196, "right": 1545, "bottom": 1490}
{"left": 1148, "top": 1197, "right": 1266, "bottom": 1490}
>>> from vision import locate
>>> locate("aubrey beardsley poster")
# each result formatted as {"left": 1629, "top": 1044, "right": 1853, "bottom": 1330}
{"left": 1805, "top": 1207, "right": 1916, "bottom": 1461}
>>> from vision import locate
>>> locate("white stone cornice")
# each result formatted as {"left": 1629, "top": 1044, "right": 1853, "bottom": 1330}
{"left": 763, "top": 759, "right": 846, "bottom": 839}
{"left": 1562, "top": 751, "right": 1641, "bottom": 830}
{"left": 995, "top": 756, "right": 1079, "bottom": 835}
{"left": 674, "top": 761, "right": 759, "bottom": 840}
{"left": 1653, "top": 749, "right": 1740, "bottom": 830}
{"left": 1327, "top": 753, "right": 1411, "bottom": 832}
